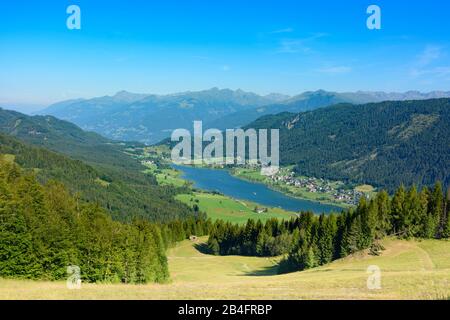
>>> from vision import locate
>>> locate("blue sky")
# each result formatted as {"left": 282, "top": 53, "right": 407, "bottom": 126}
{"left": 1, "top": 0, "right": 449, "bottom": 109}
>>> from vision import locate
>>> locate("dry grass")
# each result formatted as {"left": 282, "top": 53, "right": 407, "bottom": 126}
{"left": 1, "top": 238, "right": 449, "bottom": 300}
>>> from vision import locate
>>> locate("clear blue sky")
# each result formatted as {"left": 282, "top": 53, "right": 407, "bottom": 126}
{"left": 1, "top": 0, "right": 449, "bottom": 109}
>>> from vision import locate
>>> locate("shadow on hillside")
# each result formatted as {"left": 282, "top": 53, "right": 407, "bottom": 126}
{"left": 244, "top": 264, "right": 279, "bottom": 277}
{"left": 193, "top": 243, "right": 211, "bottom": 255}
{"left": 192, "top": 243, "right": 281, "bottom": 277}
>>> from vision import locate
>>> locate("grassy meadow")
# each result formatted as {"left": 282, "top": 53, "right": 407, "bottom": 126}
{"left": 0, "top": 154, "right": 15, "bottom": 163}
{"left": 1, "top": 237, "right": 449, "bottom": 300}
{"left": 175, "top": 192, "right": 298, "bottom": 224}
{"left": 144, "top": 163, "right": 188, "bottom": 187}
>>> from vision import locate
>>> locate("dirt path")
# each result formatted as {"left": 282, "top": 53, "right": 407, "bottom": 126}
{"left": 413, "top": 245, "right": 435, "bottom": 270}
{"left": 397, "top": 241, "right": 435, "bottom": 271}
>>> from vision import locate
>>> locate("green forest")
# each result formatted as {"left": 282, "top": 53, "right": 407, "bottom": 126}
{"left": 247, "top": 98, "right": 450, "bottom": 191}
{"left": 0, "top": 158, "right": 212, "bottom": 283}
{"left": 0, "top": 109, "right": 199, "bottom": 222}
{"left": 207, "top": 183, "right": 450, "bottom": 273}
{"left": 0, "top": 158, "right": 168, "bottom": 283}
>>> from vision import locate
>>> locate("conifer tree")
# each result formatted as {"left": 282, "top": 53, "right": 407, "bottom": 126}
{"left": 391, "top": 185, "right": 406, "bottom": 235}
{"left": 316, "top": 214, "right": 337, "bottom": 265}
{"left": 441, "top": 188, "right": 450, "bottom": 238}
{"left": 419, "top": 187, "right": 434, "bottom": 238}
{"left": 430, "top": 182, "right": 444, "bottom": 238}
{"left": 375, "top": 190, "right": 391, "bottom": 235}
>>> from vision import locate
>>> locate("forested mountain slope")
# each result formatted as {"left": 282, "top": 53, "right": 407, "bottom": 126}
{"left": 0, "top": 108, "right": 140, "bottom": 169}
{"left": 0, "top": 110, "right": 197, "bottom": 222}
{"left": 247, "top": 98, "right": 450, "bottom": 191}
{"left": 0, "top": 158, "right": 170, "bottom": 283}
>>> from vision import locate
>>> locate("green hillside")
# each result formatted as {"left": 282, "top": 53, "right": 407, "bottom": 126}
{"left": 1, "top": 237, "right": 448, "bottom": 299}
{"left": 246, "top": 98, "right": 450, "bottom": 191}
{"left": 0, "top": 107, "right": 140, "bottom": 169}
{"left": 0, "top": 158, "right": 169, "bottom": 284}
{"left": 0, "top": 110, "right": 197, "bottom": 222}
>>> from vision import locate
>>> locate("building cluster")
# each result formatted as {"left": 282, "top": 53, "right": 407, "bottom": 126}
{"left": 268, "top": 171, "right": 364, "bottom": 205}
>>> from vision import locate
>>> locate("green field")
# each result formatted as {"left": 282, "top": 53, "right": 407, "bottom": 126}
{"left": 176, "top": 192, "right": 297, "bottom": 224}
{"left": 156, "top": 168, "right": 187, "bottom": 187}
{"left": 1, "top": 238, "right": 448, "bottom": 300}
{"left": 0, "top": 154, "right": 15, "bottom": 163}
{"left": 144, "top": 163, "right": 188, "bottom": 187}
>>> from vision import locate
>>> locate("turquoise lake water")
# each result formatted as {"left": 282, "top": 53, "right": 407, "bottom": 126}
{"left": 174, "top": 165, "right": 342, "bottom": 214}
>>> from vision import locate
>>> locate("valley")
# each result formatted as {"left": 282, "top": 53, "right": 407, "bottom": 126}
{"left": 140, "top": 148, "right": 343, "bottom": 217}
{"left": 2, "top": 0, "right": 450, "bottom": 304}
{"left": 139, "top": 144, "right": 369, "bottom": 213}
{"left": 1, "top": 97, "right": 449, "bottom": 301}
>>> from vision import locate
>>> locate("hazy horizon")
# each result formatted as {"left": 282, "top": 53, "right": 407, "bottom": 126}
{"left": 4, "top": 87, "right": 450, "bottom": 115}
{"left": 1, "top": 0, "right": 450, "bottom": 109}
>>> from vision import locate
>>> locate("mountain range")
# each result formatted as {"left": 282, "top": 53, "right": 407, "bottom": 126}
{"left": 36, "top": 88, "right": 450, "bottom": 144}
{"left": 38, "top": 88, "right": 287, "bottom": 144}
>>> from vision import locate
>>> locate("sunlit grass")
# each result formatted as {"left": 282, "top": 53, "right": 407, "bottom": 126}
{"left": 1, "top": 238, "right": 449, "bottom": 300}
{"left": 176, "top": 192, "right": 297, "bottom": 224}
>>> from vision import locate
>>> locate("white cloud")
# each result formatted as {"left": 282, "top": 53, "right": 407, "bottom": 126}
{"left": 270, "top": 27, "right": 294, "bottom": 34}
{"left": 410, "top": 45, "right": 449, "bottom": 80}
{"left": 278, "top": 39, "right": 311, "bottom": 53}
{"left": 411, "top": 66, "right": 450, "bottom": 78}
{"left": 416, "top": 45, "right": 442, "bottom": 67}
{"left": 317, "top": 66, "right": 352, "bottom": 74}
{"left": 276, "top": 33, "right": 327, "bottom": 54}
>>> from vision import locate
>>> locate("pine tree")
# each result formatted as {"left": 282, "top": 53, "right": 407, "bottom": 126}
{"left": 430, "top": 182, "right": 444, "bottom": 238}
{"left": 403, "top": 186, "right": 422, "bottom": 238}
{"left": 0, "top": 185, "right": 37, "bottom": 278}
{"left": 317, "top": 214, "right": 337, "bottom": 265}
{"left": 375, "top": 190, "right": 391, "bottom": 235}
{"left": 419, "top": 187, "right": 434, "bottom": 238}
{"left": 391, "top": 185, "right": 406, "bottom": 236}
{"left": 363, "top": 199, "right": 378, "bottom": 245}
{"left": 441, "top": 188, "right": 450, "bottom": 238}
{"left": 341, "top": 213, "right": 363, "bottom": 255}
{"left": 207, "top": 237, "right": 220, "bottom": 255}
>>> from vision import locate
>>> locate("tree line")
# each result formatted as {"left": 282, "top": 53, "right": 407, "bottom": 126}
{"left": 207, "top": 183, "right": 450, "bottom": 273}
{"left": 0, "top": 159, "right": 207, "bottom": 283}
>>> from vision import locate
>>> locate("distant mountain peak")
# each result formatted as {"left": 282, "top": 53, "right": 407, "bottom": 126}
{"left": 112, "top": 90, "right": 149, "bottom": 102}
{"left": 114, "top": 90, "right": 133, "bottom": 97}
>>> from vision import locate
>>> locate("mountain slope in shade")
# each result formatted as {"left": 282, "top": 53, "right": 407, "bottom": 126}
{"left": 246, "top": 98, "right": 450, "bottom": 191}
{"left": 38, "top": 88, "right": 287, "bottom": 144}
